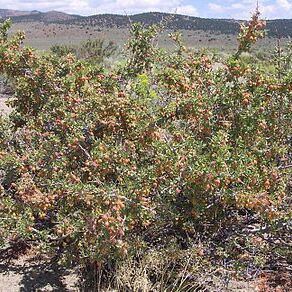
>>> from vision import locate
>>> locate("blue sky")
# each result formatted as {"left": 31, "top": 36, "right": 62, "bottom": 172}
{"left": 1, "top": 0, "right": 292, "bottom": 19}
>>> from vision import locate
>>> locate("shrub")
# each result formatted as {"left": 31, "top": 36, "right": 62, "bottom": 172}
{"left": 0, "top": 11, "right": 291, "bottom": 270}
{"left": 50, "top": 44, "right": 76, "bottom": 57}
{"left": 50, "top": 39, "right": 117, "bottom": 64}
{"left": 78, "top": 39, "right": 117, "bottom": 64}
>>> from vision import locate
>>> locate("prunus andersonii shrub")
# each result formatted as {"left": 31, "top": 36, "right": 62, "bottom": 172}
{"left": 0, "top": 12, "right": 291, "bottom": 265}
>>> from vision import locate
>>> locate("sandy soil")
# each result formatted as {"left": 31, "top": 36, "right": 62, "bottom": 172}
{"left": 10, "top": 22, "right": 288, "bottom": 54}
{"left": 0, "top": 254, "right": 259, "bottom": 292}
{"left": 0, "top": 254, "right": 80, "bottom": 292}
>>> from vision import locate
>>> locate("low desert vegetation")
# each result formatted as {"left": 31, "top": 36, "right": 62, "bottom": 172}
{"left": 0, "top": 10, "right": 291, "bottom": 290}
{"left": 50, "top": 38, "right": 117, "bottom": 64}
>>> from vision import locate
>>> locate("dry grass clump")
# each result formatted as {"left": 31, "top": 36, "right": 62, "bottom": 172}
{"left": 79, "top": 242, "right": 229, "bottom": 291}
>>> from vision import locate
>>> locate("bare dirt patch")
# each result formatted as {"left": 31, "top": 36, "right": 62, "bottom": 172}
{"left": 0, "top": 258, "right": 80, "bottom": 292}
{"left": 0, "top": 243, "right": 80, "bottom": 292}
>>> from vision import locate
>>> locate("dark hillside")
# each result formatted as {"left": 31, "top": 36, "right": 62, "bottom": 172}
{"left": 266, "top": 19, "right": 292, "bottom": 37}
{"left": 1, "top": 9, "right": 292, "bottom": 37}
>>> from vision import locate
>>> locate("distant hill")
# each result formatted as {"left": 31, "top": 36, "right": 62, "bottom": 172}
{"left": 2, "top": 9, "right": 80, "bottom": 22}
{"left": 73, "top": 12, "right": 239, "bottom": 35}
{"left": 1, "top": 9, "right": 292, "bottom": 38}
{"left": 0, "top": 9, "right": 39, "bottom": 18}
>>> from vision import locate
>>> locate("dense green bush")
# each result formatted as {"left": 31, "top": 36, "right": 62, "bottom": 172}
{"left": 50, "top": 38, "right": 117, "bottom": 64}
{"left": 0, "top": 11, "right": 291, "bottom": 270}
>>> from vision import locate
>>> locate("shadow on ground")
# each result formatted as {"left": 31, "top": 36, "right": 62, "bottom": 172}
{"left": 0, "top": 261, "right": 77, "bottom": 292}
{"left": 0, "top": 242, "right": 79, "bottom": 292}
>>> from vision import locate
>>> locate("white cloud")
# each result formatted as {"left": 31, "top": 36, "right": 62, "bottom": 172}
{"left": 0, "top": 0, "right": 198, "bottom": 16}
{"left": 0, "top": 0, "right": 86, "bottom": 13}
{"left": 277, "top": 0, "right": 292, "bottom": 9}
{"left": 208, "top": 3, "right": 226, "bottom": 13}
{"left": 176, "top": 5, "right": 198, "bottom": 16}
{"left": 0, "top": 0, "right": 291, "bottom": 18}
{"left": 208, "top": 0, "right": 292, "bottom": 19}
{"left": 88, "top": 0, "right": 199, "bottom": 16}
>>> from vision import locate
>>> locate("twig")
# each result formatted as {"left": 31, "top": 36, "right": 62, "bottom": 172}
{"left": 278, "top": 164, "right": 292, "bottom": 170}
{"left": 78, "top": 143, "right": 92, "bottom": 160}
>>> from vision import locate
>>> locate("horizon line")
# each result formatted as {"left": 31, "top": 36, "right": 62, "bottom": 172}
{"left": 1, "top": 8, "right": 292, "bottom": 21}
